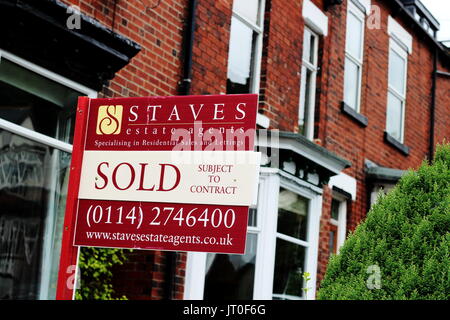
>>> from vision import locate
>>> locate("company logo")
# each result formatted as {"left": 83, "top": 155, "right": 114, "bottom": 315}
{"left": 96, "top": 105, "right": 123, "bottom": 135}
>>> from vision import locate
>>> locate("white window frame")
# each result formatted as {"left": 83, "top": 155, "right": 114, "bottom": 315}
{"left": 343, "top": 1, "right": 366, "bottom": 112}
{"left": 183, "top": 168, "right": 322, "bottom": 300}
{"left": 0, "top": 49, "right": 97, "bottom": 153}
{"left": 184, "top": 172, "right": 278, "bottom": 300}
{"left": 302, "top": 0, "right": 328, "bottom": 36}
{"left": 299, "top": 0, "right": 328, "bottom": 139}
{"left": 386, "top": 38, "right": 409, "bottom": 143}
{"left": 298, "top": 27, "right": 319, "bottom": 140}
{"left": 370, "top": 183, "right": 395, "bottom": 207}
{"left": 228, "top": 0, "right": 266, "bottom": 94}
{"left": 0, "top": 48, "right": 97, "bottom": 300}
{"left": 329, "top": 194, "right": 347, "bottom": 254}
{"left": 273, "top": 174, "right": 322, "bottom": 300}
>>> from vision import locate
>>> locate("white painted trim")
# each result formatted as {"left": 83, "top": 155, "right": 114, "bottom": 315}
{"left": 278, "top": 177, "right": 321, "bottom": 300}
{"left": 272, "top": 293, "right": 301, "bottom": 300}
{"left": 0, "top": 118, "right": 73, "bottom": 153}
{"left": 276, "top": 232, "right": 309, "bottom": 247}
{"left": 38, "top": 149, "right": 62, "bottom": 300}
{"left": 278, "top": 169, "right": 323, "bottom": 195}
{"left": 330, "top": 194, "right": 348, "bottom": 253}
{"left": 306, "top": 193, "right": 321, "bottom": 300}
{"left": 360, "top": 0, "right": 371, "bottom": 14}
{"left": 388, "top": 16, "right": 413, "bottom": 54}
{"left": 273, "top": 137, "right": 345, "bottom": 175}
{"left": 257, "top": 112, "right": 270, "bottom": 128}
{"left": 328, "top": 172, "right": 357, "bottom": 201}
{"left": 253, "top": 174, "right": 280, "bottom": 299}
{"left": 352, "top": 0, "right": 371, "bottom": 15}
{"left": 183, "top": 252, "right": 207, "bottom": 299}
{"left": 336, "top": 200, "right": 347, "bottom": 252}
{"left": 302, "top": 0, "right": 328, "bottom": 36}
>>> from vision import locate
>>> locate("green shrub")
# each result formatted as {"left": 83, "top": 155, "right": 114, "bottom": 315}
{"left": 318, "top": 143, "right": 450, "bottom": 300}
{"left": 75, "top": 247, "right": 129, "bottom": 300}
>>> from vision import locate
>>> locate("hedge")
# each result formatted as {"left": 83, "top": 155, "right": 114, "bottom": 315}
{"left": 317, "top": 143, "right": 450, "bottom": 300}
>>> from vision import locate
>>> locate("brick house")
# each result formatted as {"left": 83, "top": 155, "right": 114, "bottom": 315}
{"left": 0, "top": 0, "right": 448, "bottom": 300}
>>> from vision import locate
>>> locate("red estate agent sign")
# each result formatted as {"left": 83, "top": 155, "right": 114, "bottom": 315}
{"left": 56, "top": 94, "right": 260, "bottom": 299}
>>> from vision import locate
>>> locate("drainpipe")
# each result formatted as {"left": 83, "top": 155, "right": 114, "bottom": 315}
{"left": 179, "top": 0, "right": 198, "bottom": 95}
{"left": 429, "top": 48, "right": 437, "bottom": 161}
{"left": 163, "top": 0, "right": 198, "bottom": 300}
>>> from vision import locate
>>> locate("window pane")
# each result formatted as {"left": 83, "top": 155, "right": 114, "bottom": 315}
{"left": 343, "top": 57, "right": 360, "bottom": 110}
{"left": 386, "top": 92, "right": 403, "bottom": 141}
{"left": 346, "top": 11, "right": 363, "bottom": 60}
{"left": 203, "top": 233, "right": 257, "bottom": 300}
{"left": 0, "top": 130, "right": 70, "bottom": 299}
{"left": 272, "top": 238, "right": 306, "bottom": 299}
{"left": 388, "top": 49, "right": 406, "bottom": 95}
{"left": 299, "top": 68, "right": 314, "bottom": 137}
{"left": 302, "top": 29, "right": 311, "bottom": 62}
{"left": 331, "top": 199, "right": 340, "bottom": 221}
{"left": 233, "top": 0, "right": 260, "bottom": 25}
{"left": 277, "top": 188, "right": 309, "bottom": 241}
{"left": 227, "top": 17, "right": 256, "bottom": 94}
{"left": 302, "top": 29, "right": 317, "bottom": 65}
{"left": 308, "top": 34, "right": 316, "bottom": 65}
{"left": 0, "top": 59, "right": 82, "bottom": 142}
{"left": 329, "top": 228, "right": 337, "bottom": 255}
{"left": 248, "top": 207, "right": 257, "bottom": 227}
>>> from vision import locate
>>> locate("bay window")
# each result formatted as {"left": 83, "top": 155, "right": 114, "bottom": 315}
{"left": 0, "top": 49, "right": 95, "bottom": 299}
{"left": 184, "top": 170, "right": 322, "bottom": 300}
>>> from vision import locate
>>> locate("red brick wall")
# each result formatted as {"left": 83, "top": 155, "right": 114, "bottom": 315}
{"left": 435, "top": 59, "right": 450, "bottom": 149}
{"left": 61, "top": 0, "right": 186, "bottom": 97}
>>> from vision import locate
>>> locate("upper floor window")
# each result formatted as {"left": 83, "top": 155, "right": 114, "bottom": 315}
{"left": 299, "top": 27, "right": 319, "bottom": 139}
{"left": 386, "top": 16, "right": 412, "bottom": 144}
{"left": 227, "top": 0, "right": 265, "bottom": 94}
{"left": 299, "top": 0, "right": 329, "bottom": 139}
{"left": 329, "top": 197, "right": 347, "bottom": 255}
{"left": 386, "top": 39, "right": 408, "bottom": 142}
{"left": 343, "top": 1, "right": 366, "bottom": 112}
